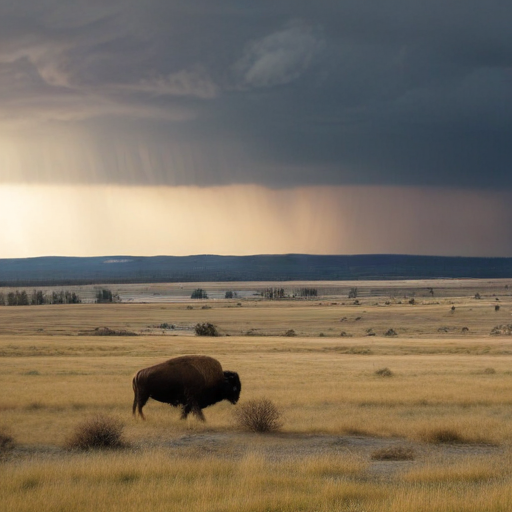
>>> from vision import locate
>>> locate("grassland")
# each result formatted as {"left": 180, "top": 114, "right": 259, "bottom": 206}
{"left": 1, "top": 279, "right": 512, "bottom": 511}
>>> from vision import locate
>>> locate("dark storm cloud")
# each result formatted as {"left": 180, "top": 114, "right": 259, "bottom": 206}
{"left": 1, "top": 0, "right": 512, "bottom": 188}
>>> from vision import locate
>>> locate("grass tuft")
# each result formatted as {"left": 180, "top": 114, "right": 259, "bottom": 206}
{"left": 420, "top": 428, "right": 468, "bottom": 444}
{"left": 0, "top": 427, "right": 14, "bottom": 452}
{"left": 371, "top": 446, "right": 414, "bottom": 461}
{"left": 66, "top": 414, "right": 127, "bottom": 450}
{"left": 375, "top": 367, "right": 393, "bottom": 377}
{"left": 234, "top": 398, "right": 283, "bottom": 433}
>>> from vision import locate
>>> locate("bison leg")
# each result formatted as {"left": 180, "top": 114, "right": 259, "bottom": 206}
{"left": 192, "top": 406, "right": 205, "bottom": 422}
{"left": 180, "top": 403, "right": 192, "bottom": 419}
{"left": 181, "top": 403, "right": 205, "bottom": 422}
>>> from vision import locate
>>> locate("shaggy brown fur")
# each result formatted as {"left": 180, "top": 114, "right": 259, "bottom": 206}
{"left": 132, "top": 355, "right": 241, "bottom": 421}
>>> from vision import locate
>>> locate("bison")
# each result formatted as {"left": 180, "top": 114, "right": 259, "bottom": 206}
{"left": 132, "top": 355, "right": 241, "bottom": 421}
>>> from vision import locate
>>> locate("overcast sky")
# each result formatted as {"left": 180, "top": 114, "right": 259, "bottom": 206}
{"left": 1, "top": 1, "right": 512, "bottom": 257}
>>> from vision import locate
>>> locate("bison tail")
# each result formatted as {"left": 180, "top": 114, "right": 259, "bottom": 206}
{"left": 132, "top": 372, "right": 147, "bottom": 420}
{"left": 132, "top": 375, "right": 138, "bottom": 417}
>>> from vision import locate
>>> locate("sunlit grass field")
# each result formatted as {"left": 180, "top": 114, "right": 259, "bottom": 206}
{"left": 1, "top": 279, "right": 512, "bottom": 511}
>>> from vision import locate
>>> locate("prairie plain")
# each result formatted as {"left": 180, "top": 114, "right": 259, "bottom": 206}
{"left": 2, "top": 278, "right": 512, "bottom": 512}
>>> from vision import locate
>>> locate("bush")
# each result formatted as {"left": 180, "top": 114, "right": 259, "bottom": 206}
{"left": 0, "top": 428, "right": 14, "bottom": 452}
{"left": 421, "top": 428, "right": 466, "bottom": 444}
{"left": 284, "top": 329, "right": 296, "bottom": 337}
{"left": 195, "top": 322, "right": 219, "bottom": 336}
{"left": 234, "top": 398, "right": 283, "bottom": 433}
{"left": 66, "top": 415, "right": 126, "bottom": 450}
{"left": 384, "top": 328, "right": 397, "bottom": 337}
{"left": 371, "top": 446, "right": 414, "bottom": 461}
{"left": 375, "top": 367, "right": 393, "bottom": 377}
{"left": 484, "top": 367, "right": 496, "bottom": 374}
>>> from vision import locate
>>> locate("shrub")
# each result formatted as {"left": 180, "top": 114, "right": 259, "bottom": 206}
{"left": 421, "top": 428, "right": 466, "bottom": 444}
{"left": 0, "top": 428, "right": 14, "bottom": 452}
{"left": 195, "top": 322, "right": 219, "bottom": 336}
{"left": 66, "top": 415, "right": 126, "bottom": 450}
{"left": 375, "top": 367, "right": 393, "bottom": 377}
{"left": 371, "top": 446, "right": 414, "bottom": 461}
{"left": 93, "top": 327, "right": 137, "bottom": 336}
{"left": 234, "top": 398, "right": 283, "bottom": 433}
{"left": 284, "top": 329, "right": 296, "bottom": 337}
{"left": 490, "top": 324, "right": 512, "bottom": 335}
{"left": 484, "top": 367, "right": 496, "bottom": 374}
{"left": 384, "top": 328, "right": 397, "bottom": 337}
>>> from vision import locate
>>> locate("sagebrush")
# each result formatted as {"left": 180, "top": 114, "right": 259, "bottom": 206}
{"left": 66, "top": 415, "right": 126, "bottom": 450}
{"left": 234, "top": 398, "right": 283, "bottom": 433}
{"left": 0, "top": 428, "right": 14, "bottom": 452}
{"left": 195, "top": 322, "right": 219, "bottom": 336}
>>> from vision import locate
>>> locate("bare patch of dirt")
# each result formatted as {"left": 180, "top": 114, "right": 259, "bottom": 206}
{"left": 4, "top": 431, "right": 504, "bottom": 482}
{"left": 141, "top": 431, "right": 503, "bottom": 480}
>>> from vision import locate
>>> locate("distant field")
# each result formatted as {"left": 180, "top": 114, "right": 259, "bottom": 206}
{"left": 2, "top": 279, "right": 512, "bottom": 511}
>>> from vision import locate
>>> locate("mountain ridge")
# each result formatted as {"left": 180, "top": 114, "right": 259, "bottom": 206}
{"left": 1, "top": 254, "right": 512, "bottom": 286}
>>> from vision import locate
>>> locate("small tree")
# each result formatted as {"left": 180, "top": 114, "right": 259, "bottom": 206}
{"left": 96, "top": 289, "right": 113, "bottom": 303}
{"left": 298, "top": 288, "right": 318, "bottom": 298}
{"left": 262, "top": 288, "right": 285, "bottom": 300}
{"left": 348, "top": 287, "right": 358, "bottom": 299}
{"left": 17, "top": 290, "right": 29, "bottom": 306}
{"left": 31, "top": 290, "right": 46, "bottom": 305}
{"left": 52, "top": 291, "right": 65, "bottom": 304}
{"left": 191, "top": 288, "right": 208, "bottom": 299}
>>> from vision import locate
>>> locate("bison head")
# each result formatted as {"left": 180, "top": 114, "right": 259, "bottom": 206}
{"left": 223, "top": 371, "right": 241, "bottom": 404}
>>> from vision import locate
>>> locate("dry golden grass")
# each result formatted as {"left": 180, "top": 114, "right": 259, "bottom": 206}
{"left": 1, "top": 279, "right": 512, "bottom": 511}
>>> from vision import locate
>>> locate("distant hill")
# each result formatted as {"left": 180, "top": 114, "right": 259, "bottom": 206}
{"left": 0, "top": 254, "right": 511, "bottom": 287}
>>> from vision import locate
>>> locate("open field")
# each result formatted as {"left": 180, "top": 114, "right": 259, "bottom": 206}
{"left": 2, "top": 279, "right": 512, "bottom": 511}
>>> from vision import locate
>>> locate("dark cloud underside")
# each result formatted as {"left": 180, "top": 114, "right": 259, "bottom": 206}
{"left": 1, "top": 0, "right": 512, "bottom": 189}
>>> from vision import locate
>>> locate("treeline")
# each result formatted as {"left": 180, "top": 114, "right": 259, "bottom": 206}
{"left": 262, "top": 287, "right": 319, "bottom": 299}
{"left": 0, "top": 290, "right": 82, "bottom": 306}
